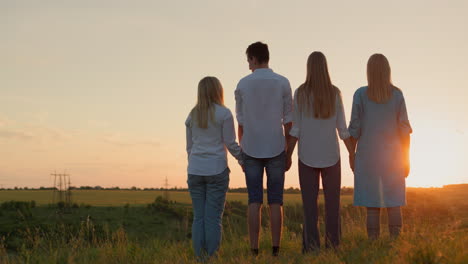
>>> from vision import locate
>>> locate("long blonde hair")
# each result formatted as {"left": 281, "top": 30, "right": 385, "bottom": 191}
{"left": 297, "top": 51, "right": 336, "bottom": 118}
{"left": 190, "top": 76, "right": 224, "bottom": 129}
{"left": 367, "top": 54, "right": 397, "bottom": 103}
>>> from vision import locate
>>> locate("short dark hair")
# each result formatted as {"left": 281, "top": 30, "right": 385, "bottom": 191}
{"left": 246, "top": 42, "right": 269, "bottom": 64}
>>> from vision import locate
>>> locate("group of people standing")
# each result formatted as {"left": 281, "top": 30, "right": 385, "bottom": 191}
{"left": 185, "top": 41, "right": 412, "bottom": 260}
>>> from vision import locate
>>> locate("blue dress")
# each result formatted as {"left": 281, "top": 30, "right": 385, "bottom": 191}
{"left": 349, "top": 87, "right": 412, "bottom": 207}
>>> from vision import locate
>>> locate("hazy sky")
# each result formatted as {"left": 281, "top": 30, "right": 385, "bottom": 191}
{"left": 1, "top": 0, "right": 467, "bottom": 188}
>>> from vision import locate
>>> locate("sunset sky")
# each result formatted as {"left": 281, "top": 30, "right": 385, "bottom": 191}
{"left": 1, "top": 0, "right": 467, "bottom": 189}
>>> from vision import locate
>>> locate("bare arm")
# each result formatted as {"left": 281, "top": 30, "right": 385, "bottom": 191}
{"left": 344, "top": 136, "right": 357, "bottom": 155}
{"left": 238, "top": 124, "right": 243, "bottom": 143}
{"left": 283, "top": 122, "right": 292, "bottom": 151}
{"left": 348, "top": 90, "right": 362, "bottom": 172}
{"left": 345, "top": 137, "right": 358, "bottom": 171}
{"left": 285, "top": 134, "right": 297, "bottom": 171}
{"left": 283, "top": 122, "right": 294, "bottom": 171}
{"left": 401, "top": 133, "right": 411, "bottom": 177}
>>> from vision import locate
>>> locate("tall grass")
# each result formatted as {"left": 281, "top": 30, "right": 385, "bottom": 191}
{"left": 1, "top": 216, "right": 465, "bottom": 263}
{"left": 0, "top": 189, "right": 467, "bottom": 263}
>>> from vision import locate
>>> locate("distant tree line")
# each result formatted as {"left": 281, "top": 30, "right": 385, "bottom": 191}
{"left": 0, "top": 185, "right": 356, "bottom": 194}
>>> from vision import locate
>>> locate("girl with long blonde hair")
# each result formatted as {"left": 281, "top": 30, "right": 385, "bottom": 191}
{"left": 348, "top": 54, "right": 412, "bottom": 239}
{"left": 185, "top": 76, "right": 243, "bottom": 260}
{"left": 286, "top": 52, "right": 354, "bottom": 251}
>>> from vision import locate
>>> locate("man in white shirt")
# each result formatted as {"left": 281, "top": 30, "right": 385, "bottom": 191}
{"left": 235, "top": 42, "right": 293, "bottom": 256}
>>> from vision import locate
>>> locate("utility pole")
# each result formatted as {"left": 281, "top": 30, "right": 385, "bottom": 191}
{"left": 164, "top": 176, "right": 170, "bottom": 201}
{"left": 51, "top": 171, "right": 72, "bottom": 206}
{"left": 66, "top": 173, "right": 72, "bottom": 205}
{"left": 53, "top": 171, "right": 57, "bottom": 203}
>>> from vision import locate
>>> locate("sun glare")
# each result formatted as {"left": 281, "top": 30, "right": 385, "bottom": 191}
{"left": 407, "top": 123, "right": 466, "bottom": 187}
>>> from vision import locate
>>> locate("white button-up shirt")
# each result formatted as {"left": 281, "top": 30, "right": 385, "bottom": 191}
{"left": 235, "top": 68, "right": 293, "bottom": 158}
{"left": 289, "top": 87, "right": 350, "bottom": 168}
{"left": 185, "top": 104, "right": 242, "bottom": 176}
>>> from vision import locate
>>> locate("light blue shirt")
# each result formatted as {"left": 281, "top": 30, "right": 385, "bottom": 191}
{"left": 186, "top": 104, "right": 242, "bottom": 176}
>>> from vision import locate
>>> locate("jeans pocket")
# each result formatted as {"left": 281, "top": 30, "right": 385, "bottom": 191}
{"left": 187, "top": 174, "right": 199, "bottom": 188}
{"left": 268, "top": 152, "right": 286, "bottom": 170}
{"left": 218, "top": 169, "right": 230, "bottom": 191}
{"left": 187, "top": 174, "right": 192, "bottom": 187}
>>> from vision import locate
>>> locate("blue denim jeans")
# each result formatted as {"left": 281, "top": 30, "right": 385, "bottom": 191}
{"left": 244, "top": 151, "right": 286, "bottom": 205}
{"left": 187, "top": 168, "right": 230, "bottom": 258}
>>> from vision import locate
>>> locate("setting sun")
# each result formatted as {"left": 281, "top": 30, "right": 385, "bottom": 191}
{"left": 408, "top": 120, "right": 466, "bottom": 187}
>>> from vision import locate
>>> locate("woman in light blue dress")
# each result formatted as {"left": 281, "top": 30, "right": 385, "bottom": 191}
{"left": 348, "top": 54, "right": 412, "bottom": 239}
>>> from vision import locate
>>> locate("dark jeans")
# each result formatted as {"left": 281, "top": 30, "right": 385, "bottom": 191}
{"left": 244, "top": 151, "right": 286, "bottom": 205}
{"left": 299, "top": 159, "right": 341, "bottom": 251}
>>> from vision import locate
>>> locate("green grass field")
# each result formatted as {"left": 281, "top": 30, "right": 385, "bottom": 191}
{"left": 0, "top": 186, "right": 467, "bottom": 263}
{"left": 0, "top": 190, "right": 353, "bottom": 206}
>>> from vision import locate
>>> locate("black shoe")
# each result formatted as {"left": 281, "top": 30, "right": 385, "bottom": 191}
{"left": 251, "top": 248, "right": 259, "bottom": 256}
{"left": 272, "top": 246, "right": 280, "bottom": 256}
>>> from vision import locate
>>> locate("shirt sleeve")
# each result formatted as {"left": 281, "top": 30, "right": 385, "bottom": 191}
{"left": 398, "top": 92, "right": 413, "bottom": 135}
{"left": 282, "top": 79, "right": 293, "bottom": 124}
{"left": 348, "top": 89, "right": 362, "bottom": 139}
{"left": 234, "top": 83, "right": 243, "bottom": 126}
{"left": 336, "top": 90, "right": 351, "bottom": 140}
{"left": 289, "top": 89, "right": 300, "bottom": 138}
{"left": 222, "top": 110, "right": 243, "bottom": 161}
{"left": 185, "top": 115, "right": 193, "bottom": 159}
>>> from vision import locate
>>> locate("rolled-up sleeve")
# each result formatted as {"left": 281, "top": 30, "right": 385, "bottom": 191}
{"left": 348, "top": 89, "right": 362, "bottom": 139}
{"left": 282, "top": 79, "right": 293, "bottom": 124}
{"left": 234, "top": 84, "right": 244, "bottom": 125}
{"left": 336, "top": 90, "right": 351, "bottom": 140}
{"left": 185, "top": 115, "right": 193, "bottom": 159}
{"left": 289, "top": 89, "right": 300, "bottom": 138}
{"left": 398, "top": 93, "right": 413, "bottom": 135}
{"left": 222, "top": 110, "right": 243, "bottom": 161}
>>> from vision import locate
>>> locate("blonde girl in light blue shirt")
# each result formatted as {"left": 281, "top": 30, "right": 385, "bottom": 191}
{"left": 185, "top": 76, "right": 242, "bottom": 260}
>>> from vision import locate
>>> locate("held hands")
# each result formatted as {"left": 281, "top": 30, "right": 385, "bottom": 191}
{"left": 286, "top": 155, "right": 292, "bottom": 171}
{"left": 238, "top": 155, "right": 245, "bottom": 172}
{"left": 349, "top": 153, "right": 355, "bottom": 172}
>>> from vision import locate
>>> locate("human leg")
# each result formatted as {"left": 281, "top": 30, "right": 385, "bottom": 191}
{"left": 367, "top": 207, "right": 381, "bottom": 240}
{"left": 321, "top": 160, "right": 342, "bottom": 247}
{"left": 265, "top": 152, "right": 286, "bottom": 254}
{"left": 204, "top": 168, "right": 230, "bottom": 256}
{"left": 387, "top": 206, "right": 402, "bottom": 238}
{"left": 244, "top": 154, "right": 265, "bottom": 251}
{"left": 298, "top": 160, "right": 321, "bottom": 252}
{"left": 188, "top": 175, "right": 207, "bottom": 257}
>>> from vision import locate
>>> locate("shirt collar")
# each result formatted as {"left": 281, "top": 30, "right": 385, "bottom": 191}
{"left": 253, "top": 68, "right": 273, "bottom": 74}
